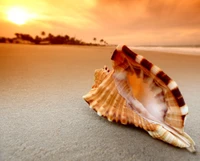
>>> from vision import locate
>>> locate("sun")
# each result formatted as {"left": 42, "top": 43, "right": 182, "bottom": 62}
{"left": 7, "top": 7, "right": 30, "bottom": 25}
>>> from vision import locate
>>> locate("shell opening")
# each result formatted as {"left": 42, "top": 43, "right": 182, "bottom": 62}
{"left": 113, "top": 69, "right": 167, "bottom": 124}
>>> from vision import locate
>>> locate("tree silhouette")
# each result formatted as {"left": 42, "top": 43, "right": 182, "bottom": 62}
{"left": 48, "top": 33, "right": 54, "bottom": 43}
{"left": 34, "top": 35, "right": 41, "bottom": 44}
{"left": 64, "top": 35, "right": 69, "bottom": 44}
{"left": 103, "top": 40, "right": 108, "bottom": 45}
{"left": 0, "top": 37, "right": 6, "bottom": 43}
{"left": 48, "top": 33, "right": 53, "bottom": 38}
{"left": 41, "top": 31, "right": 45, "bottom": 36}
{"left": 41, "top": 31, "right": 46, "bottom": 41}
{"left": 100, "top": 39, "right": 104, "bottom": 45}
{"left": 93, "top": 37, "right": 96, "bottom": 44}
{"left": 15, "top": 33, "right": 20, "bottom": 38}
{"left": 1, "top": 32, "right": 99, "bottom": 45}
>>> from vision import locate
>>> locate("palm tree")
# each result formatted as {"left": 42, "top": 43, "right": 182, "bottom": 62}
{"left": 41, "top": 31, "right": 45, "bottom": 36}
{"left": 15, "top": 33, "right": 19, "bottom": 38}
{"left": 48, "top": 33, "right": 53, "bottom": 39}
{"left": 34, "top": 35, "right": 41, "bottom": 44}
{"left": 41, "top": 31, "right": 46, "bottom": 40}
{"left": 100, "top": 39, "right": 104, "bottom": 45}
{"left": 48, "top": 33, "right": 54, "bottom": 43}
{"left": 104, "top": 40, "right": 108, "bottom": 45}
{"left": 64, "top": 35, "right": 69, "bottom": 44}
{"left": 93, "top": 37, "right": 96, "bottom": 44}
{"left": 15, "top": 33, "right": 21, "bottom": 39}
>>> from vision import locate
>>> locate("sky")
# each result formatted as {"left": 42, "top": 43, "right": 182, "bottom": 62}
{"left": 0, "top": 0, "right": 200, "bottom": 46}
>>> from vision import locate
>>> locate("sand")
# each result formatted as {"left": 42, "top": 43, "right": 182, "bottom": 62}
{"left": 0, "top": 44, "right": 199, "bottom": 161}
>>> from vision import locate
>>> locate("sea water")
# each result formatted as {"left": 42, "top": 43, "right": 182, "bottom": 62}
{"left": 130, "top": 46, "right": 200, "bottom": 56}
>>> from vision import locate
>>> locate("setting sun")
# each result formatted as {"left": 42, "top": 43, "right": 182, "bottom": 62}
{"left": 7, "top": 7, "right": 30, "bottom": 25}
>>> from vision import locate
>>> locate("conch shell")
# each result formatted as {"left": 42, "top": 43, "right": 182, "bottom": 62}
{"left": 83, "top": 45, "right": 195, "bottom": 152}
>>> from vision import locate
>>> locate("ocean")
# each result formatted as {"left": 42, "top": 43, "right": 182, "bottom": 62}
{"left": 130, "top": 46, "right": 200, "bottom": 56}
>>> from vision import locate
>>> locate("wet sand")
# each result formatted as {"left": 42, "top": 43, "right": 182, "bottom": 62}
{"left": 0, "top": 44, "right": 199, "bottom": 161}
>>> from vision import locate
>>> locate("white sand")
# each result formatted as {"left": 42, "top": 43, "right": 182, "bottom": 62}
{"left": 0, "top": 44, "right": 199, "bottom": 161}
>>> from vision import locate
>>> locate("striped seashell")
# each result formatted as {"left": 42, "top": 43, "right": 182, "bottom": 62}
{"left": 83, "top": 45, "right": 195, "bottom": 152}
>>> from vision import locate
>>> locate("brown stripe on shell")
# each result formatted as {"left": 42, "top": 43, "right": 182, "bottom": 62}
{"left": 122, "top": 45, "right": 137, "bottom": 60}
{"left": 140, "top": 59, "right": 153, "bottom": 71}
{"left": 177, "top": 96, "right": 186, "bottom": 107}
{"left": 156, "top": 71, "right": 172, "bottom": 85}
{"left": 93, "top": 108, "right": 97, "bottom": 112}
{"left": 122, "top": 45, "right": 153, "bottom": 71}
{"left": 182, "top": 115, "right": 186, "bottom": 123}
{"left": 111, "top": 49, "right": 118, "bottom": 60}
{"left": 171, "top": 88, "right": 185, "bottom": 107}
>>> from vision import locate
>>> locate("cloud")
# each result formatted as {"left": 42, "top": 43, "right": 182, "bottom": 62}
{"left": 90, "top": 0, "right": 200, "bottom": 30}
{"left": 0, "top": 0, "right": 200, "bottom": 45}
{"left": 82, "top": 0, "right": 200, "bottom": 45}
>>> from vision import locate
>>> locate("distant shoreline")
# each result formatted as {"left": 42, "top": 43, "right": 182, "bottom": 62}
{"left": 0, "top": 32, "right": 109, "bottom": 46}
{"left": 0, "top": 42, "right": 116, "bottom": 48}
{"left": 1, "top": 42, "right": 199, "bottom": 48}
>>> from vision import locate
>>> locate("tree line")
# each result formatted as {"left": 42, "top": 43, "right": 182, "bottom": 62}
{"left": 0, "top": 31, "right": 108, "bottom": 46}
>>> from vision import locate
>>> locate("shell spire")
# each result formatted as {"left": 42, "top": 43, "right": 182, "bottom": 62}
{"left": 83, "top": 45, "right": 195, "bottom": 152}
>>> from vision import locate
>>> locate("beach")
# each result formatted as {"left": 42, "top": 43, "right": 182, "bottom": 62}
{"left": 0, "top": 44, "right": 199, "bottom": 161}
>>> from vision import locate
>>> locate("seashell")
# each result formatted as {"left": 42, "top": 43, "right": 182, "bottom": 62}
{"left": 83, "top": 45, "right": 195, "bottom": 152}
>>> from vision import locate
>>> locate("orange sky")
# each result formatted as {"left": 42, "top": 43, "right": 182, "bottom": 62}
{"left": 0, "top": 0, "right": 200, "bottom": 45}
